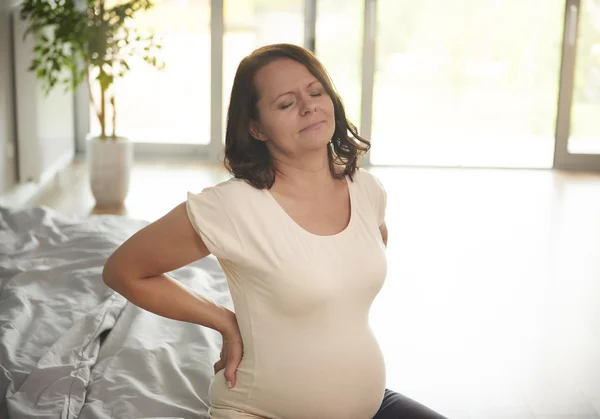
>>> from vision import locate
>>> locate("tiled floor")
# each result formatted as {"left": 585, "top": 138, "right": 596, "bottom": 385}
{"left": 31, "top": 160, "right": 600, "bottom": 419}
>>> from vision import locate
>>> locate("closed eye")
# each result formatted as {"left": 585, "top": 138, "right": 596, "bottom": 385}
{"left": 279, "top": 89, "right": 323, "bottom": 109}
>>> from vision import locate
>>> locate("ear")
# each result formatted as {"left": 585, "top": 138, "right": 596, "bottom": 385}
{"left": 249, "top": 120, "right": 268, "bottom": 142}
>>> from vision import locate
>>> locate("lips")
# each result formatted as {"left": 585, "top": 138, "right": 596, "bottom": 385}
{"left": 300, "top": 121, "right": 325, "bottom": 132}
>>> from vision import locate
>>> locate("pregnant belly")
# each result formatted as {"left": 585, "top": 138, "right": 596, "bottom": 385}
{"left": 210, "top": 329, "right": 386, "bottom": 419}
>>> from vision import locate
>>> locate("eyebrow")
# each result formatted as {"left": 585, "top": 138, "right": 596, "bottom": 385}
{"left": 272, "top": 80, "right": 321, "bottom": 104}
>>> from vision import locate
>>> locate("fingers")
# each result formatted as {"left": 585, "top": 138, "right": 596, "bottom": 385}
{"left": 213, "top": 358, "right": 225, "bottom": 374}
{"left": 224, "top": 341, "right": 243, "bottom": 389}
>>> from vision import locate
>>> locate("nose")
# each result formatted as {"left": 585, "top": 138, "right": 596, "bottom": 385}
{"left": 300, "top": 95, "right": 317, "bottom": 116}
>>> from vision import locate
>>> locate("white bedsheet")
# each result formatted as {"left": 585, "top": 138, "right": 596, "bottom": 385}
{"left": 0, "top": 206, "right": 232, "bottom": 419}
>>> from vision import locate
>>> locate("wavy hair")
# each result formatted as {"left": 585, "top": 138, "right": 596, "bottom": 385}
{"left": 224, "top": 43, "right": 370, "bottom": 189}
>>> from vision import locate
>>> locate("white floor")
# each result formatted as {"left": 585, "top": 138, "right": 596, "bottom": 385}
{"left": 369, "top": 167, "right": 600, "bottom": 419}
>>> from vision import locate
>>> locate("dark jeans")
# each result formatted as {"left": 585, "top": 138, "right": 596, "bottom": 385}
{"left": 372, "top": 389, "right": 448, "bottom": 419}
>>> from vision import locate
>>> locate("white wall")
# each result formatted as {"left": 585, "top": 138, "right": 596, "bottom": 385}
{"left": 0, "top": 1, "right": 75, "bottom": 204}
{"left": 0, "top": 0, "right": 18, "bottom": 194}
{"left": 13, "top": 11, "right": 74, "bottom": 184}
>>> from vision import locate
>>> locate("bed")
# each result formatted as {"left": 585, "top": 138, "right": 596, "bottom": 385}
{"left": 0, "top": 205, "right": 234, "bottom": 419}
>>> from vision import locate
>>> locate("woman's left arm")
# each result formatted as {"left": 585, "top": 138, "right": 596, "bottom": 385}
{"left": 379, "top": 221, "right": 388, "bottom": 248}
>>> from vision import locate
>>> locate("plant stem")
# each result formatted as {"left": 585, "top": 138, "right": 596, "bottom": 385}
{"left": 111, "top": 96, "right": 116, "bottom": 138}
{"left": 87, "top": 75, "right": 103, "bottom": 137}
{"left": 100, "top": 84, "right": 106, "bottom": 138}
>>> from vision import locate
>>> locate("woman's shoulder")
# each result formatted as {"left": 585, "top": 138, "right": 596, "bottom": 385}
{"left": 186, "top": 177, "right": 259, "bottom": 261}
{"left": 195, "top": 176, "right": 260, "bottom": 199}
{"left": 351, "top": 167, "right": 387, "bottom": 225}
{"left": 352, "top": 167, "right": 384, "bottom": 191}
{"left": 189, "top": 176, "right": 267, "bottom": 223}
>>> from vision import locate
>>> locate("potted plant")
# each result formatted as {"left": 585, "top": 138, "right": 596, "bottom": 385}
{"left": 19, "top": 0, "right": 165, "bottom": 206}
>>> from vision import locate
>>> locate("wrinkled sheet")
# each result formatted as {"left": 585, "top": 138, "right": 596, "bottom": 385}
{"left": 0, "top": 206, "right": 233, "bottom": 419}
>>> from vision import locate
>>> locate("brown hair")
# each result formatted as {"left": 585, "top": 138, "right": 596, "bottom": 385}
{"left": 223, "top": 43, "right": 370, "bottom": 189}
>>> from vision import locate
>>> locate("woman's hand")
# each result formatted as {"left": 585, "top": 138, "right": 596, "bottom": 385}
{"left": 213, "top": 312, "right": 243, "bottom": 389}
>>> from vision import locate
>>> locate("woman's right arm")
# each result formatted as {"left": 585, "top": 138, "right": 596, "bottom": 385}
{"left": 102, "top": 202, "right": 237, "bottom": 337}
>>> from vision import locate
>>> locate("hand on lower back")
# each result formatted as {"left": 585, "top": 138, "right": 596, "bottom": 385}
{"left": 213, "top": 315, "right": 243, "bottom": 389}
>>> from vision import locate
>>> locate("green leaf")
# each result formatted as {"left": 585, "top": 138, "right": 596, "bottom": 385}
{"left": 20, "top": 0, "right": 164, "bottom": 96}
{"left": 97, "top": 71, "right": 114, "bottom": 90}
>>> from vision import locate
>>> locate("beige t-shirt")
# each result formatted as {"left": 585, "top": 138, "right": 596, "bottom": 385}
{"left": 186, "top": 168, "right": 388, "bottom": 419}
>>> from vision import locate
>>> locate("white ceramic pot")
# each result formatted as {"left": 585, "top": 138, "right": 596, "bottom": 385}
{"left": 88, "top": 136, "right": 134, "bottom": 206}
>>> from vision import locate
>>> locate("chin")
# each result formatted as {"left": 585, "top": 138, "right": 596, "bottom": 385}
{"left": 297, "top": 122, "right": 335, "bottom": 150}
{"left": 303, "top": 134, "right": 333, "bottom": 150}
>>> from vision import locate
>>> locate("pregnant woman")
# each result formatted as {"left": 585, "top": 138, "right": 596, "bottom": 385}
{"left": 103, "top": 43, "right": 447, "bottom": 419}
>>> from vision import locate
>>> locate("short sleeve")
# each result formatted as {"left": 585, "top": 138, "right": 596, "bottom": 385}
{"left": 186, "top": 187, "right": 239, "bottom": 261}
{"left": 358, "top": 169, "right": 387, "bottom": 227}
{"left": 373, "top": 175, "right": 387, "bottom": 227}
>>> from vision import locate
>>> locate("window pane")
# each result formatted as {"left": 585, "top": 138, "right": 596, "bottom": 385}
{"left": 371, "top": 0, "right": 564, "bottom": 168}
{"left": 315, "top": 0, "right": 364, "bottom": 129}
{"left": 568, "top": 0, "right": 600, "bottom": 154}
{"left": 222, "top": 0, "right": 304, "bottom": 142}
{"left": 90, "top": 0, "right": 211, "bottom": 144}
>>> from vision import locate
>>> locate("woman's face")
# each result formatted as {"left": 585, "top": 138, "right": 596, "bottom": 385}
{"left": 250, "top": 58, "right": 335, "bottom": 158}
